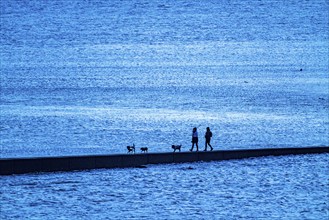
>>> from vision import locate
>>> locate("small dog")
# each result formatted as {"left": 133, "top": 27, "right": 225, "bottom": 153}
{"left": 127, "top": 144, "right": 135, "bottom": 153}
{"left": 140, "top": 147, "right": 148, "bottom": 153}
{"left": 172, "top": 145, "right": 181, "bottom": 152}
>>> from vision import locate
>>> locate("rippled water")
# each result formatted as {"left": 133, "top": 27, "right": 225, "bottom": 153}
{"left": 1, "top": 154, "right": 328, "bottom": 219}
{"left": 1, "top": 0, "right": 329, "bottom": 218}
{"left": 1, "top": 0, "right": 329, "bottom": 158}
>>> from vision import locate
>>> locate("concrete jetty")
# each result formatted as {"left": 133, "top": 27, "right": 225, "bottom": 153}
{"left": 1, "top": 146, "right": 328, "bottom": 175}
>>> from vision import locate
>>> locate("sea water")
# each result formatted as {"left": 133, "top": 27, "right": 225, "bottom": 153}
{"left": 1, "top": 154, "right": 328, "bottom": 219}
{"left": 0, "top": 0, "right": 328, "bottom": 218}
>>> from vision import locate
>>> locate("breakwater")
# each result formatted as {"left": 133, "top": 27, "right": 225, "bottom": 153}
{"left": 1, "top": 146, "right": 328, "bottom": 175}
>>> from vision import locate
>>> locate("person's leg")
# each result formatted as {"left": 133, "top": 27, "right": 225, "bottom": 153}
{"left": 209, "top": 141, "right": 213, "bottom": 151}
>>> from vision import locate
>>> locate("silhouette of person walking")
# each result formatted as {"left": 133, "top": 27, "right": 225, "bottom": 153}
{"left": 190, "top": 127, "right": 199, "bottom": 152}
{"left": 204, "top": 127, "right": 213, "bottom": 151}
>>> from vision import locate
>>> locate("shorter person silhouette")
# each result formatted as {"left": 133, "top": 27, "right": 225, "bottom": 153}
{"left": 190, "top": 127, "right": 199, "bottom": 152}
{"left": 204, "top": 127, "right": 213, "bottom": 151}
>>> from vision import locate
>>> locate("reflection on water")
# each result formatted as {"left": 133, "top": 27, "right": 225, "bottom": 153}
{"left": 1, "top": 0, "right": 328, "bottom": 158}
{"left": 1, "top": 0, "right": 328, "bottom": 218}
{"left": 1, "top": 154, "right": 328, "bottom": 219}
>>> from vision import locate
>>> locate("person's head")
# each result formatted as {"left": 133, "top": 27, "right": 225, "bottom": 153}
{"left": 207, "top": 127, "right": 210, "bottom": 131}
{"left": 193, "top": 127, "right": 197, "bottom": 132}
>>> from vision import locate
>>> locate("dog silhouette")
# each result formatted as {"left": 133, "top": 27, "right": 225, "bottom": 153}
{"left": 127, "top": 144, "right": 135, "bottom": 153}
{"left": 172, "top": 145, "right": 181, "bottom": 152}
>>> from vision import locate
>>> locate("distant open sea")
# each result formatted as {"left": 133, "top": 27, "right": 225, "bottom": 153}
{"left": 1, "top": 0, "right": 328, "bottom": 219}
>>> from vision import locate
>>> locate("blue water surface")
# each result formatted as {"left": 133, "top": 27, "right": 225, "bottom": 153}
{"left": 1, "top": 154, "right": 328, "bottom": 219}
{"left": 1, "top": 0, "right": 328, "bottom": 158}
{"left": 0, "top": 0, "right": 329, "bottom": 218}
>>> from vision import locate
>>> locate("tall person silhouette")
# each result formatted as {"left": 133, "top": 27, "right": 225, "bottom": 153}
{"left": 204, "top": 127, "right": 213, "bottom": 151}
{"left": 190, "top": 127, "right": 199, "bottom": 152}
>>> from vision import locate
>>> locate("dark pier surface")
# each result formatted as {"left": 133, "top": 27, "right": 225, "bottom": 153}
{"left": 1, "top": 146, "right": 328, "bottom": 175}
